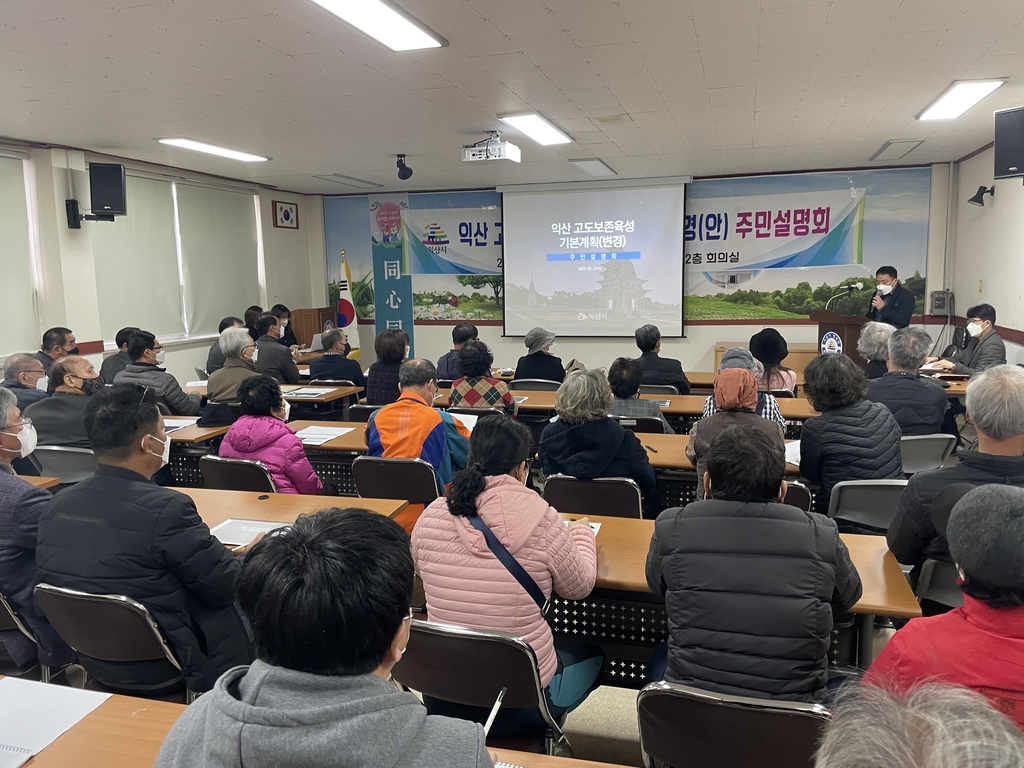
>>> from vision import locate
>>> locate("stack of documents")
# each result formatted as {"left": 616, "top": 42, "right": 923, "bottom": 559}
{"left": 285, "top": 387, "right": 335, "bottom": 398}
{"left": 210, "top": 519, "right": 289, "bottom": 547}
{"left": 294, "top": 426, "right": 354, "bottom": 446}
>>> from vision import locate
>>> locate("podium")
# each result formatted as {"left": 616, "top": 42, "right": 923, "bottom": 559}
{"left": 809, "top": 310, "right": 869, "bottom": 366}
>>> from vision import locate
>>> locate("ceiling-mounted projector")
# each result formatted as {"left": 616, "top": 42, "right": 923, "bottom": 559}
{"left": 462, "top": 131, "right": 521, "bottom": 163}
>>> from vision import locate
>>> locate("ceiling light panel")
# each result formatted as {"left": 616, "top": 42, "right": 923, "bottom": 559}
{"left": 868, "top": 140, "right": 925, "bottom": 162}
{"left": 918, "top": 80, "right": 1007, "bottom": 121}
{"left": 158, "top": 138, "right": 268, "bottom": 162}
{"left": 570, "top": 158, "right": 618, "bottom": 177}
{"left": 499, "top": 114, "right": 573, "bottom": 146}
{"left": 308, "top": 0, "right": 447, "bottom": 52}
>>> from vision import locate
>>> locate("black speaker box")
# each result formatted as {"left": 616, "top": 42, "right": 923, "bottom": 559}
{"left": 994, "top": 106, "right": 1024, "bottom": 180}
{"left": 89, "top": 163, "right": 127, "bottom": 215}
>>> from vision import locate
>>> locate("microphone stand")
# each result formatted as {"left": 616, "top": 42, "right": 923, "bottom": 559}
{"left": 824, "top": 287, "right": 853, "bottom": 312}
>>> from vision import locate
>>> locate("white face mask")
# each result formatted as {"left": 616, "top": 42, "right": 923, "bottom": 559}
{"left": 279, "top": 318, "right": 288, "bottom": 328}
{"left": 876, "top": 284, "right": 893, "bottom": 296}
{"left": 251, "top": 346, "right": 259, "bottom": 364}
{"left": 155, "top": 349, "right": 166, "bottom": 365}
{"left": 404, "top": 345, "right": 410, "bottom": 359}
{"left": 1, "top": 422, "right": 37, "bottom": 459}
{"left": 547, "top": 343, "right": 557, "bottom": 354}
{"left": 280, "top": 399, "right": 291, "bottom": 422}
{"left": 35, "top": 375, "right": 49, "bottom": 392}
{"left": 143, "top": 433, "right": 171, "bottom": 467}
{"left": 967, "top": 321, "right": 984, "bottom": 338}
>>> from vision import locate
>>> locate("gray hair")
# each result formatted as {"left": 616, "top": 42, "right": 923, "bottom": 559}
{"left": 887, "top": 327, "right": 933, "bottom": 371}
{"left": 219, "top": 326, "right": 253, "bottom": 359}
{"left": 856, "top": 322, "right": 896, "bottom": 362}
{"left": 3, "top": 353, "right": 40, "bottom": 380}
{"left": 322, "top": 328, "right": 345, "bottom": 351}
{"left": 635, "top": 324, "right": 661, "bottom": 353}
{"left": 555, "top": 369, "right": 613, "bottom": 424}
{"left": 0, "top": 387, "right": 16, "bottom": 430}
{"left": 966, "top": 365, "right": 1024, "bottom": 441}
{"left": 816, "top": 684, "right": 1024, "bottom": 768}
{"left": 399, "top": 358, "right": 437, "bottom": 388}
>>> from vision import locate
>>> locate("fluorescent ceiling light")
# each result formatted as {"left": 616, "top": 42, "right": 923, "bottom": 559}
{"left": 570, "top": 158, "right": 617, "bottom": 177}
{"left": 159, "top": 138, "right": 268, "bottom": 162}
{"left": 918, "top": 80, "right": 1007, "bottom": 121}
{"left": 499, "top": 114, "right": 572, "bottom": 145}
{"left": 308, "top": 0, "right": 447, "bottom": 52}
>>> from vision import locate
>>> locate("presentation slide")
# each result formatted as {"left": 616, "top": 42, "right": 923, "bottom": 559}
{"left": 503, "top": 186, "right": 685, "bottom": 337}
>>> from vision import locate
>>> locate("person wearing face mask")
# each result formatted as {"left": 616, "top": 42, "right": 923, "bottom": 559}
{"left": 514, "top": 327, "right": 566, "bottom": 384}
{"left": 269, "top": 304, "right": 299, "bottom": 350}
{"left": 218, "top": 375, "right": 322, "bottom": 495}
{"left": 36, "top": 384, "right": 255, "bottom": 693}
{"left": 1, "top": 353, "right": 50, "bottom": 412}
{"left": 411, "top": 415, "right": 601, "bottom": 734}
{"left": 865, "top": 266, "right": 915, "bottom": 329}
{"left": 23, "top": 356, "right": 103, "bottom": 449}
{"left": 206, "top": 317, "right": 244, "bottom": 376}
{"left": 207, "top": 327, "right": 260, "bottom": 403}
{"left": 366, "top": 328, "right": 410, "bottom": 405}
{"left": 34, "top": 327, "right": 79, "bottom": 376}
{"left": 253, "top": 313, "right": 300, "bottom": 385}
{"left": 114, "top": 330, "right": 201, "bottom": 416}
{"left": 308, "top": 328, "right": 366, "bottom": 391}
{"left": 99, "top": 326, "right": 138, "bottom": 385}
{"left": 926, "top": 303, "right": 1006, "bottom": 376}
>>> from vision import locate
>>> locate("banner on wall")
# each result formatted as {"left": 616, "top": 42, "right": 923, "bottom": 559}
{"left": 370, "top": 194, "right": 415, "bottom": 352}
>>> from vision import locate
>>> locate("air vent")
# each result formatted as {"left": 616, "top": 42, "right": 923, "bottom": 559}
{"left": 591, "top": 113, "right": 633, "bottom": 126}
{"left": 869, "top": 140, "right": 924, "bottom": 162}
{"left": 311, "top": 174, "right": 383, "bottom": 189}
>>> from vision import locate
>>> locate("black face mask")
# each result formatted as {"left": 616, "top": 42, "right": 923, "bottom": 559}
{"left": 343, "top": 343, "right": 352, "bottom": 357}
{"left": 67, "top": 346, "right": 80, "bottom": 356}
{"left": 77, "top": 376, "right": 104, "bottom": 396}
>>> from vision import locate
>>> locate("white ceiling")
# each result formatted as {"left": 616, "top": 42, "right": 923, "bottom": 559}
{"left": 2, "top": 0, "right": 1022, "bottom": 194}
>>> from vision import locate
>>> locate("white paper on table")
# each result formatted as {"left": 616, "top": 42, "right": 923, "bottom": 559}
{"left": 210, "top": 518, "right": 289, "bottom": 546}
{"left": 513, "top": 396, "right": 528, "bottom": 404}
{"left": 654, "top": 400, "right": 670, "bottom": 407}
{"left": 452, "top": 413, "right": 479, "bottom": 431}
{"left": 785, "top": 440, "right": 801, "bottom": 466}
{"left": 0, "top": 745, "right": 31, "bottom": 768}
{"left": 164, "top": 418, "right": 199, "bottom": 428}
{"left": 285, "top": 387, "right": 335, "bottom": 397}
{"left": 563, "top": 520, "right": 602, "bottom": 535}
{"left": 185, "top": 380, "right": 208, "bottom": 387}
{"left": 0, "top": 678, "right": 110, "bottom": 755}
{"left": 294, "top": 426, "right": 354, "bottom": 446}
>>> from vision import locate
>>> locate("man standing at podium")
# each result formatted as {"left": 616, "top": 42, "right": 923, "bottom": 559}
{"left": 865, "top": 266, "right": 914, "bottom": 329}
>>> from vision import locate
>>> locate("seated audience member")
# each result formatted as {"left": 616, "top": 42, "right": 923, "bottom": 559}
{"left": 1, "top": 354, "right": 48, "bottom": 412}
{"left": 801, "top": 353, "right": 903, "bottom": 515}
{"left": 928, "top": 303, "right": 1006, "bottom": 375}
{"left": 308, "top": 328, "right": 366, "bottom": 391}
{"left": 514, "top": 327, "right": 566, "bottom": 383}
{"left": 647, "top": 426, "right": 862, "bottom": 702}
{"left": 865, "top": 485, "right": 1024, "bottom": 729}
{"left": 34, "top": 326, "right": 77, "bottom": 376}
{"left": 24, "top": 356, "right": 103, "bottom": 449}
{"left": 115, "top": 330, "right": 201, "bottom": 416}
{"left": 365, "top": 328, "right": 409, "bottom": 405}
{"left": 99, "top": 326, "right": 138, "bottom": 384}
{"left": 154, "top": 508, "right": 492, "bottom": 768}
{"left": 206, "top": 317, "right": 243, "bottom": 376}
{"left": 540, "top": 369, "right": 661, "bottom": 518}
{"left": 865, "top": 265, "right": 915, "bottom": 329}
{"left": 36, "top": 385, "right": 253, "bottom": 692}
{"left": 436, "top": 322, "right": 478, "bottom": 380}
{"left": 857, "top": 322, "right": 896, "bottom": 380}
{"left": 269, "top": 304, "right": 299, "bottom": 349}
{"left": 865, "top": 326, "right": 947, "bottom": 436}
{"left": 243, "top": 305, "right": 263, "bottom": 342}
{"left": 366, "top": 359, "right": 470, "bottom": 531}
{"left": 608, "top": 357, "right": 673, "bottom": 434}
{"left": 702, "top": 348, "right": 786, "bottom": 429}
{"left": 206, "top": 327, "right": 257, "bottom": 403}
{"left": 816, "top": 685, "right": 1024, "bottom": 767}
{"left": 219, "top": 375, "right": 322, "bottom": 495}
{"left": 449, "top": 341, "right": 517, "bottom": 417}
{"left": 687, "top": 368, "right": 785, "bottom": 499}
{"left": 0, "top": 388, "right": 74, "bottom": 670}
{"left": 253, "top": 313, "right": 300, "bottom": 385}
{"left": 412, "top": 415, "right": 600, "bottom": 730}
{"left": 749, "top": 328, "right": 797, "bottom": 392}
{"left": 634, "top": 324, "right": 690, "bottom": 394}
{"left": 888, "top": 365, "right": 1024, "bottom": 583}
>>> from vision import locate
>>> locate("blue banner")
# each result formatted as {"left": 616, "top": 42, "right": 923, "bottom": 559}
{"left": 369, "top": 194, "right": 415, "bottom": 355}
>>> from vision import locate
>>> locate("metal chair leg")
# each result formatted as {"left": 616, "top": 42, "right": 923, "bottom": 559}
{"left": 40, "top": 664, "right": 51, "bottom": 684}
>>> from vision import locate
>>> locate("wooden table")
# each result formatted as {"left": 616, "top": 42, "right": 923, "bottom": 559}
{"left": 163, "top": 417, "right": 230, "bottom": 444}
{"left": 940, "top": 379, "right": 967, "bottom": 397}
{"left": 21, "top": 476, "right": 59, "bottom": 489}
{"left": 183, "top": 487, "right": 408, "bottom": 527}
{"left": 288, "top": 420, "right": 368, "bottom": 452}
{"left": 637, "top": 433, "right": 801, "bottom": 476}
{"left": 687, "top": 370, "right": 805, "bottom": 391}
{"left": 297, "top": 350, "right": 325, "bottom": 364}
{"left": 183, "top": 384, "right": 362, "bottom": 404}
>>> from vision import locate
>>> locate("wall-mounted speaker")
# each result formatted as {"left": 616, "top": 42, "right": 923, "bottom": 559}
{"left": 89, "top": 163, "right": 127, "bottom": 215}
{"left": 994, "top": 106, "right": 1024, "bottom": 180}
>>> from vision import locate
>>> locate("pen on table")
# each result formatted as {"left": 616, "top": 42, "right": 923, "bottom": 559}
{"left": 645, "top": 444, "right": 658, "bottom": 453}
{"left": 483, "top": 687, "right": 507, "bottom": 736}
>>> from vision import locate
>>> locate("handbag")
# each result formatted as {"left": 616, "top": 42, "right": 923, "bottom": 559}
{"left": 467, "top": 515, "right": 546, "bottom": 609}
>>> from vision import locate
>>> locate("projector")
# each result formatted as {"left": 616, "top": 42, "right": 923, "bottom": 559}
{"left": 462, "top": 132, "right": 521, "bottom": 163}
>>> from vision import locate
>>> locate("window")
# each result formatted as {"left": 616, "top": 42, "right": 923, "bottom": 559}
{"left": 0, "top": 157, "right": 38, "bottom": 357}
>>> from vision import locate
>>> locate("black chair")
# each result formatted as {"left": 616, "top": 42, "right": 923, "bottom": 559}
{"left": 543, "top": 474, "right": 643, "bottom": 519}
{"left": 29, "top": 446, "right": 98, "bottom": 484}
{"left": 637, "top": 680, "right": 830, "bottom": 768}
{"left": 33, "top": 583, "right": 195, "bottom": 701}
{"left": 351, "top": 456, "right": 441, "bottom": 503}
{"left": 346, "top": 404, "right": 379, "bottom": 423}
{"left": 826, "top": 479, "right": 908, "bottom": 532}
{"left": 309, "top": 379, "right": 356, "bottom": 387}
{"left": 769, "top": 388, "right": 796, "bottom": 399}
{"left": 609, "top": 415, "right": 666, "bottom": 434}
{"left": 391, "top": 620, "right": 572, "bottom": 756}
{"left": 436, "top": 379, "right": 456, "bottom": 389}
{"left": 448, "top": 407, "right": 504, "bottom": 418}
{"left": 509, "top": 379, "right": 561, "bottom": 391}
{"left": 783, "top": 481, "right": 813, "bottom": 512}
{"left": 199, "top": 455, "right": 277, "bottom": 492}
{"left": 915, "top": 559, "right": 964, "bottom": 613}
{"left": 639, "top": 384, "right": 679, "bottom": 396}
{"left": 0, "top": 589, "right": 50, "bottom": 682}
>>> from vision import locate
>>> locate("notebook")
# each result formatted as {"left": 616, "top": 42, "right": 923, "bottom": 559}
{"left": 210, "top": 518, "right": 289, "bottom": 547}
{"left": 284, "top": 387, "right": 335, "bottom": 398}
{"left": 0, "top": 678, "right": 109, "bottom": 760}
{"left": 299, "top": 333, "right": 322, "bottom": 353}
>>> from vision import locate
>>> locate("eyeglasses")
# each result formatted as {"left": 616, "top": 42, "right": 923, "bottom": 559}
{"left": 0, "top": 417, "right": 31, "bottom": 436}
{"left": 23, "top": 369, "right": 45, "bottom": 377}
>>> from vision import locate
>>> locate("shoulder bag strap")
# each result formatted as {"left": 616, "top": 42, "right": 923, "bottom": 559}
{"left": 467, "top": 514, "right": 546, "bottom": 609}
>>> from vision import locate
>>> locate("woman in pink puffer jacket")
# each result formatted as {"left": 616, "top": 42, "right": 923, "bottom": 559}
{"left": 411, "top": 414, "right": 600, "bottom": 725}
{"left": 218, "top": 375, "right": 322, "bottom": 495}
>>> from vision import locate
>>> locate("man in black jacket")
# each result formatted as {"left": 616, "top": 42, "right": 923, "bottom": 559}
{"left": 888, "top": 365, "right": 1024, "bottom": 585}
{"left": 647, "top": 425, "right": 862, "bottom": 702}
{"left": 36, "top": 385, "right": 254, "bottom": 692}
{"left": 634, "top": 324, "right": 690, "bottom": 394}
{"left": 99, "top": 326, "right": 137, "bottom": 385}
{"left": 866, "top": 326, "right": 947, "bottom": 435}
{"left": 254, "top": 312, "right": 301, "bottom": 385}
{"left": 865, "top": 266, "right": 914, "bottom": 328}
{"left": 308, "top": 328, "right": 366, "bottom": 391}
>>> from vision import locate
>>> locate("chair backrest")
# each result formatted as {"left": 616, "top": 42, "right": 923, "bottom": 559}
{"left": 309, "top": 379, "right": 355, "bottom": 387}
{"left": 194, "top": 367, "right": 208, "bottom": 380}
{"left": 352, "top": 456, "right": 440, "bottom": 503}
{"left": 543, "top": 474, "right": 643, "bottom": 518}
{"left": 900, "top": 434, "right": 957, "bottom": 474}
{"left": 509, "top": 379, "right": 561, "bottom": 391}
{"left": 915, "top": 559, "right": 965, "bottom": 611}
{"left": 609, "top": 415, "right": 666, "bottom": 434}
{"left": 826, "top": 479, "right": 909, "bottom": 531}
{"left": 30, "top": 446, "right": 98, "bottom": 484}
{"left": 436, "top": 379, "right": 456, "bottom": 389}
{"left": 783, "top": 481, "right": 813, "bottom": 512}
{"left": 199, "top": 455, "right": 277, "bottom": 492}
{"left": 637, "top": 681, "right": 830, "bottom": 768}
{"left": 448, "top": 407, "right": 504, "bottom": 418}
{"left": 0, "top": 589, "right": 35, "bottom": 642}
{"left": 769, "top": 388, "right": 796, "bottom": 399}
{"left": 33, "top": 584, "right": 180, "bottom": 669}
{"left": 346, "top": 404, "right": 378, "bottom": 422}
{"left": 639, "top": 384, "right": 679, "bottom": 396}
